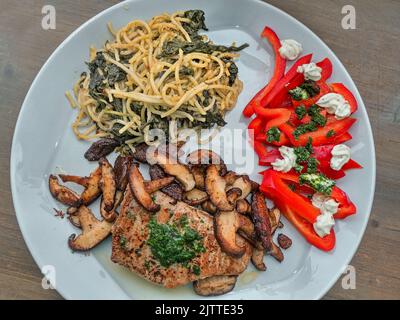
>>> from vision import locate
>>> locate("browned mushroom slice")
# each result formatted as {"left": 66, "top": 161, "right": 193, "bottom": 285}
{"left": 67, "top": 207, "right": 81, "bottom": 228}
{"left": 228, "top": 176, "right": 252, "bottom": 200}
{"left": 226, "top": 187, "right": 242, "bottom": 205}
{"left": 201, "top": 200, "right": 217, "bottom": 215}
{"left": 183, "top": 188, "right": 209, "bottom": 206}
{"left": 269, "top": 241, "right": 284, "bottom": 262}
{"left": 129, "top": 164, "right": 160, "bottom": 212}
{"left": 99, "top": 190, "right": 124, "bottom": 222}
{"left": 191, "top": 166, "right": 206, "bottom": 190}
{"left": 68, "top": 206, "right": 112, "bottom": 251}
{"left": 99, "top": 158, "right": 116, "bottom": 211}
{"left": 193, "top": 275, "right": 237, "bottom": 296}
{"left": 132, "top": 143, "right": 149, "bottom": 163}
{"left": 277, "top": 233, "right": 292, "bottom": 250}
{"left": 269, "top": 207, "right": 281, "bottom": 235}
{"left": 149, "top": 151, "right": 195, "bottom": 191}
{"left": 149, "top": 164, "right": 184, "bottom": 201}
{"left": 144, "top": 177, "right": 175, "bottom": 193}
{"left": 250, "top": 192, "right": 272, "bottom": 251}
{"left": 237, "top": 214, "right": 262, "bottom": 249}
{"left": 214, "top": 210, "right": 245, "bottom": 258}
{"left": 206, "top": 165, "right": 233, "bottom": 211}
{"left": 223, "top": 171, "right": 238, "bottom": 186}
{"left": 100, "top": 196, "right": 116, "bottom": 222}
{"left": 251, "top": 247, "right": 267, "bottom": 271}
{"left": 60, "top": 166, "right": 102, "bottom": 205}
{"left": 114, "top": 155, "right": 133, "bottom": 191}
{"left": 236, "top": 199, "right": 251, "bottom": 215}
{"left": 49, "top": 175, "right": 81, "bottom": 207}
{"left": 186, "top": 149, "right": 228, "bottom": 175}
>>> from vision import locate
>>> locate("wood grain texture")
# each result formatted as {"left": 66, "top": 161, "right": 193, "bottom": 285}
{"left": 0, "top": 0, "right": 398, "bottom": 299}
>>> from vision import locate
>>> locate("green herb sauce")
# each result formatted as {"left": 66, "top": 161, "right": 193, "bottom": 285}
{"left": 147, "top": 215, "right": 205, "bottom": 268}
{"left": 299, "top": 173, "right": 335, "bottom": 195}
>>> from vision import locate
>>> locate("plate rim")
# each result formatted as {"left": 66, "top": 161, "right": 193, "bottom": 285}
{"left": 10, "top": 0, "right": 376, "bottom": 300}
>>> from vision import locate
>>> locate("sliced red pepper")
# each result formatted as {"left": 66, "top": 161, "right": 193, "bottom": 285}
{"left": 242, "top": 27, "right": 286, "bottom": 118}
{"left": 331, "top": 131, "right": 352, "bottom": 144}
{"left": 247, "top": 117, "right": 264, "bottom": 135}
{"left": 330, "top": 83, "right": 358, "bottom": 114}
{"left": 331, "top": 187, "right": 357, "bottom": 219}
{"left": 279, "top": 117, "right": 357, "bottom": 147}
{"left": 260, "top": 170, "right": 335, "bottom": 251}
{"left": 291, "top": 80, "right": 331, "bottom": 108}
{"left": 256, "top": 131, "right": 290, "bottom": 147}
{"left": 260, "top": 54, "right": 313, "bottom": 108}
{"left": 260, "top": 170, "right": 320, "bottom": 223}
{"left": 316, "top": 58, "right": 333, "bottom": 81}
{"left": 280, "top": 203, "right": 336, "bottom": 251}
{"left": 254, "top": 106, "right": 292, "bottom": 131}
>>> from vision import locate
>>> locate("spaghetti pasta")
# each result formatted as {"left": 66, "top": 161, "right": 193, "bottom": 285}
{"left": 70, "top": 10, "right": 247, "bottom": 153}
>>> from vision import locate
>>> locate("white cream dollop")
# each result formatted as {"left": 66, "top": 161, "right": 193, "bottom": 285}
{"left": 330, "top": 144, "right": 351, "bottom": 171}
{"left": 312, "top": 193, "right": 339, "bottom": 237}
{"left": 279, "top": 39, "right": 303, "bottom": 60}
{"left": 271, "top": 146, "right": 297, "bottom": 173}
{"left": 316, "top": 93, "right": 351, "bottom": 120}
{"left": 313, "top": 213, "right": 335, "bottom": 238}
{"left": 297, "top": 62, "right": 322, "bottom": 81}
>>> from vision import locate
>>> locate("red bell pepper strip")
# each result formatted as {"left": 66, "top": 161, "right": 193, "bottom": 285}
{"left": 291, "top": 80, "right": 331, "bottom": 108}
{"left": 316, "top": 58, "right": 333, "bottom": 81}
{"left": 331, "top": 131, "right": 352, "bottom": 144}
{"left": 253, "top": 106, "right": 292, "bottom": 131}
{"left": 260, "top": 54, "right": 313, "bottom": 107}
{"left": 279, "top": 117, "right": 357, "bottom": 147}
{"left": 280, "top": 203, "right": 336, "bottom": 251}
{"left": 256, "top": 131, "right": 290, "bottom": 147}
{"left": 261, "top": 170, "right": 320, "bottom": 223}
{"left": 242, "top": 27, "right": 286, "bottom": 118}
{"left": 313, "top": 145, "right": 362, "bottom": 169}
{"left": 247, "top": 117, "right": 264, "bottom": 135}
{"left": 330, "top": 83, "right": 358, "bottom": 114}
{"left": 260, "top": 170, "right": 335, "bottom": 251}
{"left": 331, "top": 187, "right": 357, "bottom": 219}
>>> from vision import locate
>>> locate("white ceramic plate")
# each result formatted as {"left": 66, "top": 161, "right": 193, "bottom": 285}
{"left": 11, "top": 0, "right": 375, "bottom": 300}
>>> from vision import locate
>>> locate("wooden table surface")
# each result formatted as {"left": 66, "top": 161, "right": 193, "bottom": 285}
{"left": 0, "top": 0, "right": 399, "bottom": 300}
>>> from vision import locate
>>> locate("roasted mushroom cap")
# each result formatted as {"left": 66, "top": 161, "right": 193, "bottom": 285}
{"left": 183, "top": 188, "right": 209, "bottom": 206}
{"left": 144, "top": 177, "right": 175, "bottom": 193}
{"left": 226, "top": 187, "right": 242, "bottom": 205}
{"left": 223, "top": 171, "right": 239, "bottom": 185}
{"left": 277, "top": 233, "right": 292, "bottom": 250}
{"left": 149, "top": 151, "right": 195, "bottom": 191}
{"left": 251, "top": 247, "right": 267, "bottom": 271}
{"left": 191, "top": 166, "right": 206, "bottom": 190}
{"left": 186, "top": 149, "right": 227, "bottom": 175}
{"left": 236, "top": 199, "right": 251, "bottom": 215}
{"left": 67, "top": 207, "right": 81, "bottom": 228}
{"left": 193, "top": 275, "right": 237, "bottom": 296}
{"left": 131, "top": 143, "right": 149, "bottom": 163}
{"left": 269, "top": 207, "right": 281, "bottom": 235}
{"left": 114, "top": 155, "right": 133, "bottom": 191}
{"left": 214, "top": 210, "right": 246, "bottom": 258}
{"left": 99, "top": 158, "right": 117, "bottom": 212}
{"left": 149, "top": 164, "right": 184, "bottom": 201}
{"left": 228, "top": 176, "right": 252, "bottom": 200}
{"left": 59, "top": 166, "right": 102, "bottom": 205}
{"left": 68, "top": 206, "right": 112, "bottom": 251}
{"left": 129, "top": 164, "right": 160, "bottom": 212}
{"left": 250, "top": 191, "right": 273, "bottom": 251}
{"left": 201, "top": 200, "right": 217, "bottom": 215}
{"left": 269, "top": 241, "right": 284, "bottom": 262}
{"left": 206, "top": 165, "right": 234, "bottom": 211}
{"left": 49, "top": 175, "right": 81, "bottom": 207}
{"left": 99, "top": 190, "right": 124, "bottom": 222}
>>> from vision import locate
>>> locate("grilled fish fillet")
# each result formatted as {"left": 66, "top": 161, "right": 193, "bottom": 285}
{"left": 111, "top": 189, "right": 252, "bottom": 288}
